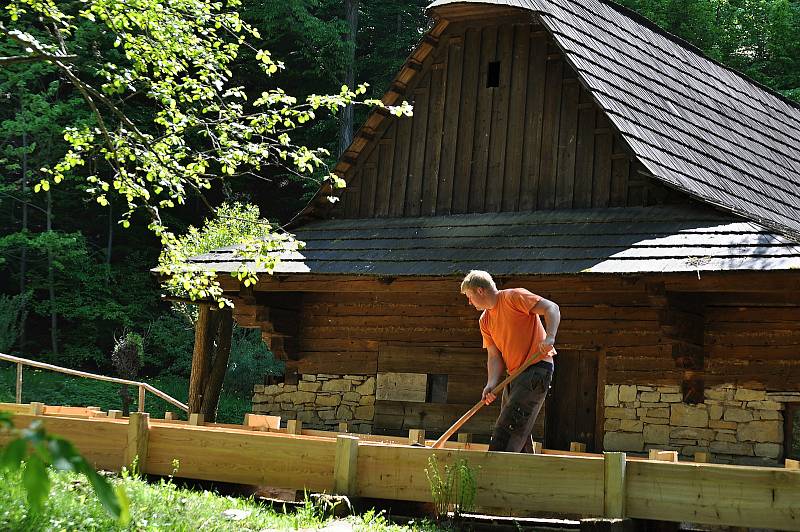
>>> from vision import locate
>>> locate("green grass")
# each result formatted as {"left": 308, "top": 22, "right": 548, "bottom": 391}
{"left": 0, "top": 467, "right": 443, "bottom": 531}
{"left": 0, "top": 365, "right": 249, "bottom": 424}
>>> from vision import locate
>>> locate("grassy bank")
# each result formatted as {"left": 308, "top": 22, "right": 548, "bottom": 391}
{"left": 0, "top": 467, "right": 440, "bottom": 531}
{"left": 0, "top": 365, "right": 250, "bottom": 423}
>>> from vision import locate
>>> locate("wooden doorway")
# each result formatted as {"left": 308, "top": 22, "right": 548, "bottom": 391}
{"left": 545, "top": 350, "right": 599, "bottom": 451}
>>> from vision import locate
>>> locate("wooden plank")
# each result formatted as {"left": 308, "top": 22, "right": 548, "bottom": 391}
{"left": 501, "top": 24, "right": 530, "bottom": 211}
{"left": 519, "top": 32, "right": 547, "bottom": 210}
{"left": 405, "top": 84, "right": 431, "bottom": 216}
{"left": 446, "top": 373, "right": 484, "bottom": 404}
{"left": 485, "top": 24, "right": 513, "bottom": 212}
{"left": 356, "top": 445, "right": 605, "bottom": 515}
{"left": 358, "top": 164, "right": 378, "bottom": 218}
{"left": 626, "top": 460, "right": 800, "bottom": 529}
{"left": 574, "top": 87, "right": 597, "bottom": 208}
{"left": 554, "top": 75, "right": 580, "bottom": 209}
{"left": 333, "top": 435, "right": 359, "bottom": 496}
{"left": 378, "top": 345, "right": 485, "bottom": 375}
{"left": 376, "top": 372, "right": 428, "bottom": 402}
{"left": 468, "top": 25, "right": 497, "bottom": 212}
{"left": 436, "top": 34, "right": 464, "bottom": 214}
{"left": 591, "top": 114, "right": 613, "bottom": 207}
{"left": 388, "top": 109, "right": 413, "bottom": 216}
{"left": 373, "top": 140, "right": 395, "bottom": 217}
{"left": 147, "top": 424, "right": 336, "bottom": 490}
{"left": 609, "top": 137, "right": 630, "bottom": 207}
{"left": 422, "top": 55, "right": 447, "bottom": 216}
{"left": 537, "top": 55, "right": 564, "bottom": 209}
{"left": 451, "top": 27, "right": 481, "bottom": 213}
{"left": 244, "top": 413, "right": 281, "bottom": 430}
{"left": 288, "top": 352, "right": 377, "bottom": 375}
{"left": 374, "top": 400, "right": 500, "bottom": 433}
{"left": 603, "top": 452, "right": 626, "bottom": 518}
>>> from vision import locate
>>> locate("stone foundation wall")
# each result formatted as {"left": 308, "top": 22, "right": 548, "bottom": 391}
{"left": 251, "top": 374, "right": 376, "bottom": 433}
{"left": 604, "top": 385, "right": 798, "bottom": 465}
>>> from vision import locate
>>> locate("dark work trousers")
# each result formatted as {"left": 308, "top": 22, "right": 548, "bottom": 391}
{"left": 488, "top": 360, "right": 553, "bottom": 453}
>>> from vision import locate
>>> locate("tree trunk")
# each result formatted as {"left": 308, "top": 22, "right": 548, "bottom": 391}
{"left": 200, "top": 308, "right": 233, "bottom": 422}
{"left": 338, "top": 0, "right": 359, "bottom": 157}
{"left": 188, "top": 304, "right": 221, "bottom": 413}
{"left": 19, "top": 118, "right": 28, "bottom": 354}
{"left": 106, "top": 202, "right": 113, "bottom": 272}
{"left": 46, "top": 189, "right": 58, "bottom": 357}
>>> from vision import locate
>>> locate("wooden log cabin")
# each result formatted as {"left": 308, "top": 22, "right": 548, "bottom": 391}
{"left": 187, "top": 0, "right": 800, "bottom": 465}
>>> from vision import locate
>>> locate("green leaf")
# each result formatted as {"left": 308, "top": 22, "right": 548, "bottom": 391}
{"left": 0, "top": 438, "right": 28, "bottom": 471}
{"left": 22, "top": 455, "right": 50, "bottom": 512}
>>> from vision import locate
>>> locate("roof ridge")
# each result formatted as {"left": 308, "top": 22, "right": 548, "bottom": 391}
{"left": 597, "top": 0, "right": 800, "bottom": 114}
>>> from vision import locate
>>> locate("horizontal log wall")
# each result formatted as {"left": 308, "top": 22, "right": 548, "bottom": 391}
{"left": 337, "top": 18, "right": 681, "bottom": 219}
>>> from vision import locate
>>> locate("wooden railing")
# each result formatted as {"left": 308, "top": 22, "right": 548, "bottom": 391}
{"left": 0, "top": 353, "right": 188, "bottom": 413}
{"left": 1, "top": 403, "right": 799, "bottom": 530}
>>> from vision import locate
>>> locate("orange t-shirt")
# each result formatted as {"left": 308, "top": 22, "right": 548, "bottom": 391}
{"left": 479, "top": 288, "right": 555, "bottom": 373}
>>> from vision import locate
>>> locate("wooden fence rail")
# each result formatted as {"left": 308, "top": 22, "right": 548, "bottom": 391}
{"left": 1, "top": 403, "right": 799, "bottom": 530}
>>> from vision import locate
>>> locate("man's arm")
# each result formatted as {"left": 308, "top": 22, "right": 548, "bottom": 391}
{"left": 531, "top": 297, "right": 561, "bottom": 351}
{"left": 482, "top": 345, "right": 506, "bottom": 405}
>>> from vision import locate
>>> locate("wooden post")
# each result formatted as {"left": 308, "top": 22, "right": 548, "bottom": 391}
{"left": 532, "top": 441, "right": 543, "bottom": 454}
{"left": 287, "top": 419, "right": 302, "bottom": 435}
{"left": 15, "top": 363, "right": 22, "bottom": 403}
{"left": 126, "top": 412, "right": 150, "bottom": 472}
{"left": 409, "top": 429, "right": 425, "bottom": 445}
{"left": 30, "top": 402, "right": 44, "bottom": 416}
{"left": 338, "top": 422, "right": 349, "bottom": 433}
{"left": 137, "top": 385, "right": 146, "bottom": 412}
{"left": 188, "top": 303, "right": 214, "bottom": 413}
{"left": 107, "top": 410, "right": 122, "bottom": 419}
{"left": 694, "top": 452, "right": 710, "bottom": 463}
{"left": 570, "top": 442, "right": 587, "bottom": 452}
{"left": 604, "top": 452, "right": 626, "bottom": 519}
{"left": 786, "top": 459, "right": 800, "bottom": 470}
{"left": 648, "top": 449, "right": 661, "bottom": 460}
{"left": 457, "top": 433, "right": 472, "bottom": 444}
{"left": 652, "top": 451, "right": 678, "bottom": 462}
{"left": 333, "top": 435, "right": 359, "bottom": 496}
{"left": 188, "top": 413, "right": 204, "bottom": 426}
{"left": 164, "top": 411, "right": 175, "bottom": 421}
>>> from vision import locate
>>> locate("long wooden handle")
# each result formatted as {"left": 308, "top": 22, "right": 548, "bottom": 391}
{"left": 431, "top": 349, "right": 546, "bottom": 449}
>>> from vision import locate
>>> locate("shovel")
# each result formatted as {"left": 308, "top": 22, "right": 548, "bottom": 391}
{"left": 430, "top": 348, "right": 547, "bottom": 449}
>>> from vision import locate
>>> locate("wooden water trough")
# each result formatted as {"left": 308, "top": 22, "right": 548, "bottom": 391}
{"left": 2, "top": 402, "right": 799, "bottom": 530}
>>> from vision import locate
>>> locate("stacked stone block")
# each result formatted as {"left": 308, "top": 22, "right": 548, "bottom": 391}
{"left": 603, "top": 384, "right": 792, "bottom": 466}
{"left": 252, "top": 374, "right": 376, "bottom": 433}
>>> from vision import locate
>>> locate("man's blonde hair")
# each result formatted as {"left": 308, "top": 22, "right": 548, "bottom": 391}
{"left": 460, "top": 270, "right": 496, "bottom": 293}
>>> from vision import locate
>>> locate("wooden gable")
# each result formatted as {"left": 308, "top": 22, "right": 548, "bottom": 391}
{"left": 335, "top": 15, "right": 681, "bottom": 219}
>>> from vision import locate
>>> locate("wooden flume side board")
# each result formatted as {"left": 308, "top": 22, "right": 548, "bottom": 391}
{"left": 2, "top": 406, "right": 800, "bottom": 530}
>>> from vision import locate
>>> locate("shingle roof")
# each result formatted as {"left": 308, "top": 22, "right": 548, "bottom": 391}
{"left": 187, "top": 206, "right": 800, "bottom": 275}
{"left": 427, "top": 0, "right": 800, "bottom": 241}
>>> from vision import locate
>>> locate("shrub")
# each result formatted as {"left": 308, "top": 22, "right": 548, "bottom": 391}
{"left": 0, "top": 293, "right": 28, "bottom": 354}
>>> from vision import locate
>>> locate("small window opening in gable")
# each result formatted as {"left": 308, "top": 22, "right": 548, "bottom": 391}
{"left": 487, "top": 61, "right": 501, "bottom": 88}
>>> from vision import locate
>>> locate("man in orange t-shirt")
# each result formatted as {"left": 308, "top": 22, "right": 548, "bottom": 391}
{"left": 461, "top": 270, "right": 561, "bottom": 453}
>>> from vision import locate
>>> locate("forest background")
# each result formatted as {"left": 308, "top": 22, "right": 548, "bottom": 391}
{"left": 0, "top": 0, "right": 798, "bottom": 422}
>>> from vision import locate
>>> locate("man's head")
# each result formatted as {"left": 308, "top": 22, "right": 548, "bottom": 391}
{"left": 460, "top": 270, "right": 498, "bottom": 311}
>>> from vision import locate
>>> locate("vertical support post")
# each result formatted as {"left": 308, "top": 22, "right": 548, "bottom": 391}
{"left": 694, "top": 452, "right": 710, "bottom": 463}
{"left": 786, "top": 459, "right": 799, "bottom": 470}
{"left": 457, "top": 433, "right": 472, "bottom": 444}
{"left": 30, "top": 402, "right": 44, "bottom": 416}
{"left": 604, "top": 452, "right": 626, "bottom": 519}
{"left": 188, "top": 413, "right": 204, "bottom": 426}
{"left": 188, "top": 303, "right": 213, "bottom": 414}
{"left": 531, "top": 441, "right": 543, "bottom": 454}
{"left": 648, "top": 449, "right": 661, "bottom": 460}
{"left": 409, "top": 429, "right": 425, "bottom": 445}
{"left": 338, "top": 422, "right": 349, "bottom": 433}
{"left": 107, "top": 410, "right": 123, "bottom": 419}
{"left": 334, "top": 435, "right": 359, "bottom": 496}
{"left": 15, "top": 363, "right": 22, "bottom": 403}
{"left": 137, "top": 386, "right": 146, "bottom": 412}
{"left": 287, "top": 419, "right": 302, "bottom": 434}
{"left": 164, "top": 411, "right": 175, "bottom": 421}
{"left": 570, "top": 442, "right": 587, "bottom": 452}
{"left": 126, "top": 412, "right": 150, "bottom": 472}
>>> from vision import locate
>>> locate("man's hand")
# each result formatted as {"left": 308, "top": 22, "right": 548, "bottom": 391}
{"left": 482, "top": 383, "right": 498, "bottom": 405}
{"left": 540, "top": 334, "right": 556, "bottom": 354}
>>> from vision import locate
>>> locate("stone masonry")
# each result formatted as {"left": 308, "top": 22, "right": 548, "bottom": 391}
{"left": 252, "top": 374, "right": 376, "bottom": 433}
{"left": 603, "top": 384, "right": 796, "bottom": 465}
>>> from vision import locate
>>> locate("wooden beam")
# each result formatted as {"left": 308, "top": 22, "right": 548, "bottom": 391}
{"left": 244, "top": 413, "right": 281, "bottom": 430}
{"left": 603, "top": 452, "right": 626, "bottom": 518}
{"left": 571, "top": 442, "right": 587, "bottom": 453}
{"left": 287, "top": 419, "right": 303, "bottom": 435}
{"left": 408, "top": 429, "right": 425, "bottom": 445}
{"left": 107, "top": 410, "right": 123, "bottom": 419}
{"left": 126, "top": 412, "right": 150, "bottom": 472}
{"left": 333, "top": 435, "right": 359, "bottom": 496}
{"left": 786, "top": 459, "right": 800, "bottom": 470}
{"left": 189, "top": 413, "right": 204, "bottom": 426}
